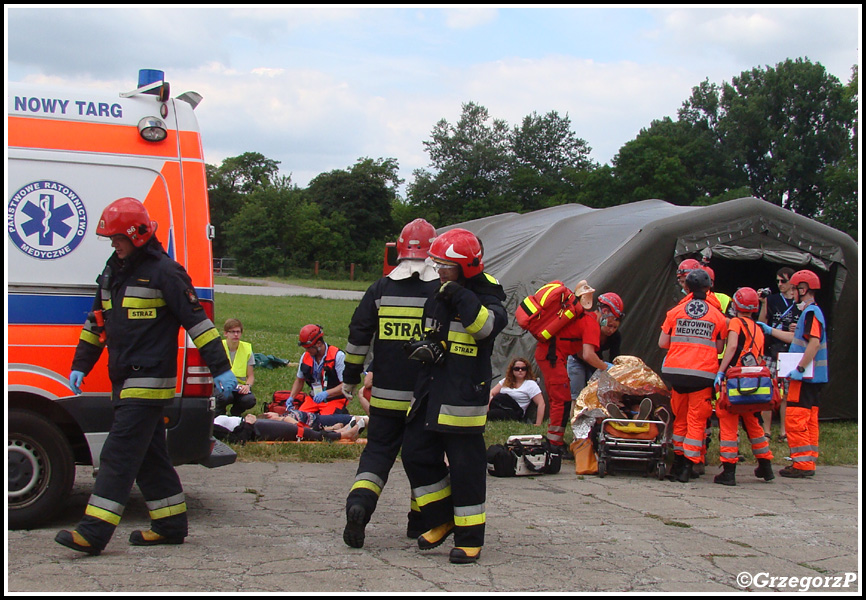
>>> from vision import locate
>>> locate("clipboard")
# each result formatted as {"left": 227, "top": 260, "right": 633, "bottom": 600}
{"left": 778, "top": 352, "right": 814, "bottom": 378}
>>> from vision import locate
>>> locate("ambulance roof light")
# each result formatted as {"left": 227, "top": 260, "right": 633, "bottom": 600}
{"left": 120, "top": 69, "right": 170, "bottom": 100}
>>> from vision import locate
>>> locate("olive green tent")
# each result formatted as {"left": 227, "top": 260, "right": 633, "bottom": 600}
{"left": 446, "top": 197, "right": 858, "bottom": 419}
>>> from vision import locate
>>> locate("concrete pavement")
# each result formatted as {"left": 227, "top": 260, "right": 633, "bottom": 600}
{"left": 6, "top": 461, "right": 860, "bottom": 594}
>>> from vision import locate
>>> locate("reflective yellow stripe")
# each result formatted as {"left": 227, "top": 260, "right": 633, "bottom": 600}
{"left": 350, "top": 480, "right": 383, "bottom": 496}
{"left": 370, "top": 397, "right": 410, "bottom": 411}
{"left": 80, "top": 330, "right": 102, "bottom": 346}
{"left": 85, "top": 504, "right": 122, "bottom": 525}
{"left": 464, "top": 306, "right": 489, "bottom": 336}
{"left": 379, "top": 306, "right": 424, "bottom": 318}
{"left": 447, "top": 330, "right": 476, "bottom": 346}
{"left": 120, "top": 387, "right": 176, "bottom": 401}
{"left": 540, "top": 329, "right": 553, "bottom": 340}
{"left": 101, "top": 299, "right": 112, "bottom": 310}
{"left": 122, "top": 297, "right": 167, "bottom": 309}
{"left": 345, "top": 353, "right": 365, "bottom": 365}
{"left": 149, "top": 502, "right": 187, "bottom": 520}
{"left": 192, "top": 327, "right": 221, "bottom": 349}
{"left": 438, "top": 413, "right": 487, "bottom": 428}
{"left": 537, "top": 283, "right": 560, "bottom": 306}
{"left": 415, "top": 485, "right": 451, "bottom": 507}
{"left": 454, "top": 513, "right": 486, "bottom": 527}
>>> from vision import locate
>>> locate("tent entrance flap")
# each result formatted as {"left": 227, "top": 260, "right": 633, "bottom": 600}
{"left": 703, "top": 243, "right": 830, "bottom": 271}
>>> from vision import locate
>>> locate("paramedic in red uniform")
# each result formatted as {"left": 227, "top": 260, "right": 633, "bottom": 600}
{"left": 401, "top": 228, "right": 507, "bottom": 564}
{"left": 56, "top": 197, "right": 237, "bottom": 555}
{"left": 342, "top": 219, "right": 440, "bottom": 548}
{"left": 659, "top": 269, "right": 727, "bottom": 483}
{"left": 759, "top": 269, "right": 828, "bottom": 478}
{"left": 535, "top": 281, "right": 601, "bottom": 454}
{"left": 713, "top": 287, "right": 774, "bottom": 486}
{"left": 290, "top": 325, "right": 349, "bottom": 416}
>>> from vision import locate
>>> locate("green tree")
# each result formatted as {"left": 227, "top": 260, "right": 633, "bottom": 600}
{"left": 408, "top": 102, "right": 513, "bottom": 224}
{"left": 304, "top": 157, "right": 398, "bottom": 262}
{"left": 510, "top": 110, "right": 594, "bottom": 210}
{"left": 719, "top": 58, "right": 855, "bottom": 219}
{"left": 208, "top": 152, "right": 281, "bottom": 257}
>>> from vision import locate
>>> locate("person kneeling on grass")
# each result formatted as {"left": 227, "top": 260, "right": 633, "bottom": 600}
{"left": 215, "top": 413, "right": 366, "bottom": 443}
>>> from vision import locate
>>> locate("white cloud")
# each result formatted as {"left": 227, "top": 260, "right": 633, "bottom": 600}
{"left": 443, "top": 7, "right": 498, "bottom": 29}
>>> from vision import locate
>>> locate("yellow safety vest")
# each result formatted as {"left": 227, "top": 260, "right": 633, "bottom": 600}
{"left": 222, "top": 340, "right": 252, "bottom": 383}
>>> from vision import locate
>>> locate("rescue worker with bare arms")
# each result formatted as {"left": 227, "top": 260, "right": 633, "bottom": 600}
{"left": 56, "top": 197, "right": 237, "bottom": 555}
{"left": 713, "top": 287, "right": 775, "bottom": 485}
{"left": 341, "top": 219, "right": 440, "bottom": 548}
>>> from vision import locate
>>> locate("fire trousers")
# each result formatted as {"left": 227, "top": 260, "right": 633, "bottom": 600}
{"left": 786, "top": 380, "right": 823, "bottom": 471}
{"left": 670, "top": 388, "right": 713, "bottom": 464}
{"left": 346, "top": 412, "right": 422, "bottom": 532}
{"left": 716, "top": 406, "right": 773, "bottom": 464}
{"left": 76, "top": 401, "right": 187, "bottom": 550}
{"left": 537, "top": 358, "right": 570, "bottom": 447}
{"left": 402, "top": 398, "right": 487, "bottom": 548}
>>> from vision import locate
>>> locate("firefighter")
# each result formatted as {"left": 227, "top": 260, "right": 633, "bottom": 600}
{"left": 401, "top": 228, "right": 507, "bottom": 564}
{"left": 713, "top": 287, "right": 774, "bottom": 485}
{"left": 342, "top": 219, "right": 440, "bottom": 548}
{"left": 758, "top": 269, "right": 828, "bottom": 477}
{"left": 56, "top": 197, "right": 237, "bottom": 556}
{"left": 659, "top": 269, "right": 727, "bottom": 483}
{"left": 536, "top": 280, "right": 598, "bottom": 455}
{"left": 289, "top": 324, "right": 349, "bottom": 416}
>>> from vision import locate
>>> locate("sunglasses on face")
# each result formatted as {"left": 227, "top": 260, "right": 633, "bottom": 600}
{"left": 512, "top": 366, "right": 527, "bottom": 372}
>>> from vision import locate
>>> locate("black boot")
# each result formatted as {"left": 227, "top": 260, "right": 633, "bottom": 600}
{"left": 343, "top": 504, "right": 368, "bottom": 548}
{"left": 754, "top": 458, "right": 775, "bottom": 481}
{"left": 713, "top": 462, "right": 737, "bottom": 486}
{"left": 676, "top": 456, "right": 691, "bottom": 483}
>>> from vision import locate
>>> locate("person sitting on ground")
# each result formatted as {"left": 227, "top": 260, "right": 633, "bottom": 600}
{"left": 488, "top": 357, "right": 545, "bottom": 426}
{"left": 289, "top": 324, "right": 349, "bottom": 416}
{"left": 217, "top": 318, "right": 257, "bottom": 416}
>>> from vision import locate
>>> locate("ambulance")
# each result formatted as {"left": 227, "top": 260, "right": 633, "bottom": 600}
{"left": 7, "top": 69, "right": 236, "bottom": 530}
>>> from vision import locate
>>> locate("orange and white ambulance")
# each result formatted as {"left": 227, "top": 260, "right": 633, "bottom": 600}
{"left": 7, "top": 69, "right": 235, "bottom": 529}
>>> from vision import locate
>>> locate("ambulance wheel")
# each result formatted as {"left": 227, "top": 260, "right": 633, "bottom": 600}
{"left": 597, "top": 458, "right": 606, "bottom": 478}
{"left": 656, "top": 461, "right": 667, "bottom": 481}
{"left": 8, "top": 410, "right": 75, "bottom": 530}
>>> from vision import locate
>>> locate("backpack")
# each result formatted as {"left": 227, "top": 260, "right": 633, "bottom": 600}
{"left": 487, "top": 435, "right": 561, "bottom": 477}
{"left": 263, "top": 390, "right": 296, "bottom": 415}
{"left": 515, "top": 281, "right": 583, "bottom": 342}
{"left": 718, "top": 365, "right": 781, "bottom": 415}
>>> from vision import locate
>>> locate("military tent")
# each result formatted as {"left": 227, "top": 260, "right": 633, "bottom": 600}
{"left": 446, "top": 197, "right": 859, "bottom": 420}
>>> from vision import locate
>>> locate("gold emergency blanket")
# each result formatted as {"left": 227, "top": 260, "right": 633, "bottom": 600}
{"left": 571, "top": 355, "right": 671, "bottom": 437}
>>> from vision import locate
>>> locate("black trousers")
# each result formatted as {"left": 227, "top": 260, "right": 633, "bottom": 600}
{"left": 346, "top": 412, "right": 422, "bottom": 531}
{"left": 402, "top": 398, "right": 487, "bottom": 548}
{"left": 215, "top": 390, "right": 257, "bottom": 416}
{"left": 77, "top": 402, "right": 187, "bottom": 549}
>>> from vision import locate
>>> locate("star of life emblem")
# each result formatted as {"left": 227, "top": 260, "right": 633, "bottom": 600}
{"left": 8, "top": 180, "right": 87, "bottom": 260}
{"left": 685, "top": 299, "right": 709, "bottom": 319}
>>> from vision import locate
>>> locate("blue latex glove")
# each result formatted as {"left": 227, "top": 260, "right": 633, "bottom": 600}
{"left": 787, "top": 368, "right": 804, "bottom": 381}
{"left": 313, "top": 391, "right": 329, "bottom": 404}
{"left": 757, "top": 322, "right": 773, "bottom": 336}
{"left": 714, "top": 371, "right": 725, "bottom": 390}
{"left": 213, "top": 370, "right": 238, "bottom": 399}
{"left": 69, "top": 370, "right": 85, "bottom": 395}
{"left": 605, "top": 362, "right": 614, "bottom": 370}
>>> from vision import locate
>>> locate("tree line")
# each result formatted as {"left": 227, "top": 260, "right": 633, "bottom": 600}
{"left": 209, "top": 58, "right": 858, "bottom": 276}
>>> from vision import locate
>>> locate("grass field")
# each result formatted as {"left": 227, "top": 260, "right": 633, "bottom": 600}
{"left": 214, "top": 291, "right": 857, "bottom": 467}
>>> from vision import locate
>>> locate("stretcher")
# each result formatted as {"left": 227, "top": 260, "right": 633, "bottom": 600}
{"left": 596, "top": 418, "right": 668, "bottom": 480}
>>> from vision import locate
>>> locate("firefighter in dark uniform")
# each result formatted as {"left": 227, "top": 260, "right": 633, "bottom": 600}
{"left": 342, "top": 219, "right": 440, "bottom": 548}
{"left": 55, "top": 197, "right": 237, "bottom": 556}
{"left": 401, "top": 228, "right": 507, "bottom": 565}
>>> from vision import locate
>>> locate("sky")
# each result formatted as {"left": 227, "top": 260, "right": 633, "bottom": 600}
{"left": 6, "top": 6, "right": 862, "bottom": 195}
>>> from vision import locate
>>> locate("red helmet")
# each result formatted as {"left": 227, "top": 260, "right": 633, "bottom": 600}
{"left": 96, "top": 197, "right": 157, "bottom": 247}
{"left": 790, "top": 269, "right": 821, "bottom": 291}
{"left": 597, "top": 292, "right": 624, "bottom": 318}
{"left": 428, "top": 228, "right": 484, "bottom": 279}
{"left": 732, "top": 287, "right": 760, "bottom": 313}
{"left": 677, "top": 258, "right": 702, "bottom": 276}
{"left": 298, "top": 324, "right": 324, "bottom": 348}
{"left": 397, "top": 218, "right": 437, "bottom": 261}
{"left": 701, "top": 266, "right": 715, "bottom": 283}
